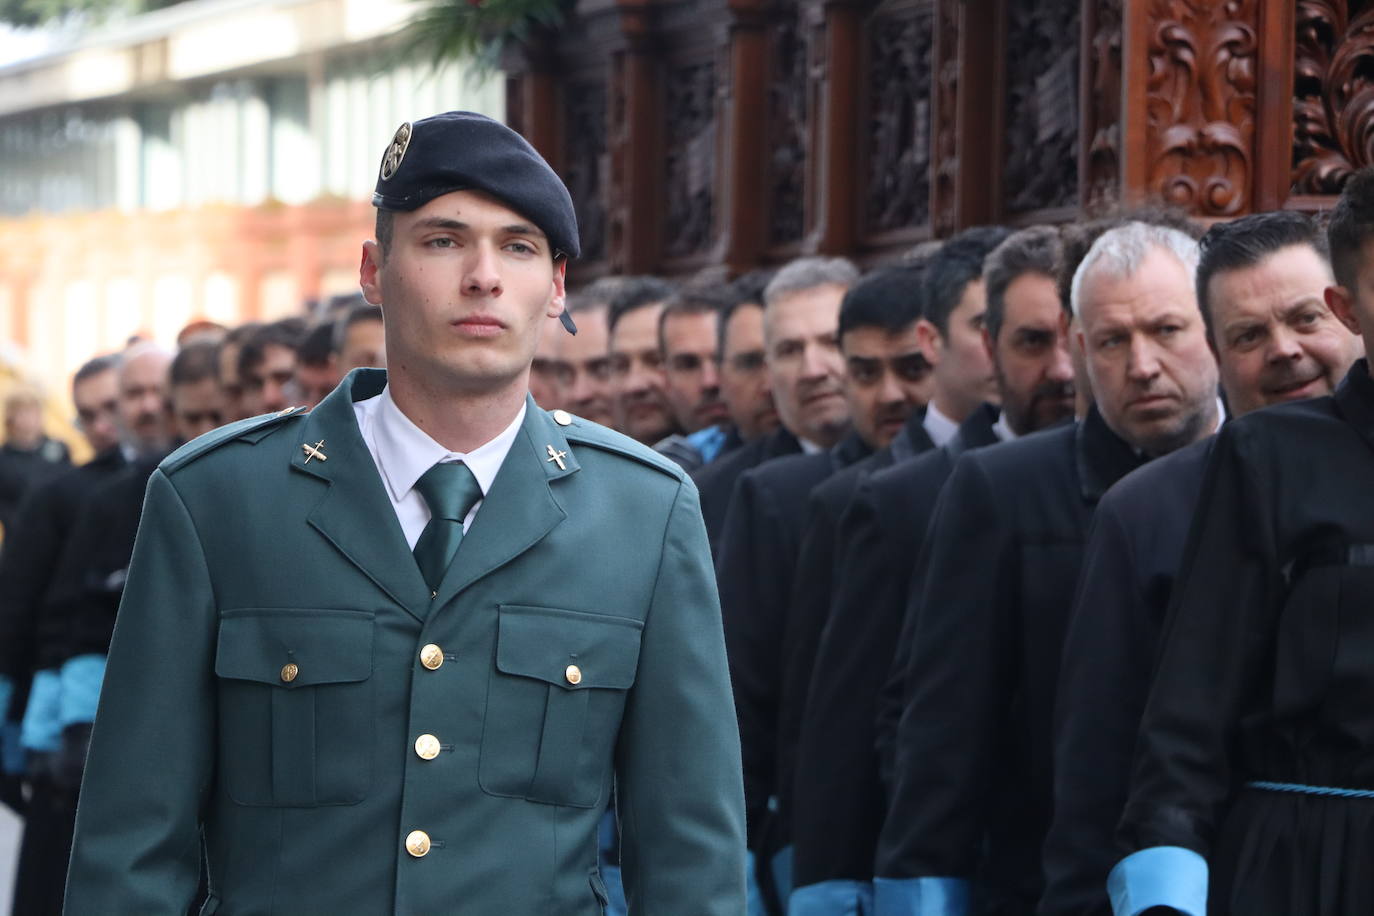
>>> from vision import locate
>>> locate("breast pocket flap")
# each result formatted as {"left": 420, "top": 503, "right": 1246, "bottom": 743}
{"left": 214, "top": 609, "right": 375, "bottom": 688}
{"left": 496, "top": 605, "right": 643, "bottom": 690}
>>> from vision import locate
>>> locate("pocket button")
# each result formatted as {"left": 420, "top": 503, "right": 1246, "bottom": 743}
{"left": 565, "top": 664, "right": 582, "bottom": 686}
{"left": 279, "top": 663, "right": 298, "bottom": 683}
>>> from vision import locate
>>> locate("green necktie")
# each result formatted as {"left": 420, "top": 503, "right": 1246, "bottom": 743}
{"left": 412, "top": 461, "right": 483, "bottom": 592}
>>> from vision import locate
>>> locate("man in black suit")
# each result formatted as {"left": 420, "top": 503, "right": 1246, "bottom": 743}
{"left": 1042, "top": 211, "right": 1361, "bottom": 916}
{"left": 873, "top": 220, "right": 1221, "bottom": 916}
{"left": 787, "top": 225, "right": 1077, "bottom": 914}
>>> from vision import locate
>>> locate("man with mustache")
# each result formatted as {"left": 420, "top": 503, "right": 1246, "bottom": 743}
{"left": 1043, "top": 210, "right": 1361, "bottom": 916}
{"left": 717, "top": 258, "right": 934, "bottom": 912}
{"left": 238, "top": 319, "right": 305, "bottom": 416}
{"left": 652, "top": 287, "right": 734, "bottom": 471}
{"left": 65, "top": 111, "right": 745, "bottom": 916}
{"left": 606, "top": 276, "right": 679, "bottom": 444}
{"left": 874, "top": 221, "right": 1220, "bottom": 915}
{"left": 787, "top": 225, "right": 1075, "bottom": 914}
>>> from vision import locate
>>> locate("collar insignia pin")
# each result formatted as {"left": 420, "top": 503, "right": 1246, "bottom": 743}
{"left": 302, "top": 440, "right": 328, "bottom": 464}
{"left": 545, "top": 444, "right": 568, "bottom": 471}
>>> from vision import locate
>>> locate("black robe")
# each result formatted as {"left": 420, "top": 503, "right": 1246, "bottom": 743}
{"left": 875, "top": 408, "right": 1148, "bottom": 913}
{"left": 768, "top": 410, "right": 940, "bottom": 859}
{"left": 1115, "top": 360, "right": 1374, "bottom": 916}
{"left": 1039, "top": 437, "right": 1212, "bottom": 916}
{"left": 788, "top": 406, "right": 999, "bottom": 899}
{"left": 692, "top": 425, "right": 801, "bottom": 556}
{"left": 717, "top": 430, "right": 872, "bottom": 853}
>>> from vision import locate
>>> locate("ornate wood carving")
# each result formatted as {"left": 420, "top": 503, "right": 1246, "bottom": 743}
{"left": 930, "top": 0, "right": 959, "bottom": 236}
{"left": 863, "top": 3, "right": 933, "bottom": 235}
{"left": 664, "top": 61, "right": 718, "bottom": 258}
{"left": 1084, "top": 0, "right": 1123, "bottom": 209}
{"left": 1293, "top": 0, "right": 1374, "bottom": 194}
{"left": 563, "top": 82, "right": 609, "bottom": 264}
{"left": 1002, "top": 0, "right": 1080, "bottom": 213}
{"left": 1143, "top": 0, "right": 1257, "bottom": 216}
{"left": 767, "top": 6, "right": 809, "bottom": 246}
{"left": 606, "top": 50, "right": 629, "bottom": 272}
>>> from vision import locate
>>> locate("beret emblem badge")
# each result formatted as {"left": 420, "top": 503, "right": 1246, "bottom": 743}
{"left": 380, "top": 121, "right": 413, "bottom": 181}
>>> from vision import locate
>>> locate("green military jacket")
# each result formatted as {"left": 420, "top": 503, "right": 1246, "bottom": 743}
{"left": 65, "top": 369, "right": 746, "bottom": 916}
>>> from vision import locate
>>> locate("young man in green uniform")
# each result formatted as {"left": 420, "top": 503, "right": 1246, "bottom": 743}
{"left": 64, "top": 111, "right": 746, "bottom": 916}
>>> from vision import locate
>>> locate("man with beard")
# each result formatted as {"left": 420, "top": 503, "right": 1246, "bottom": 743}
{"left": 786, "top": 225, "right": 1075, "bottom": 914}
{"left": 3, "top": 345, "right": 170, "bottom": 915}
{"left": 717, "top": 259, "right": 931, "bottom": 912}
{"left": 874, "top": 221, "right": 1221, "bottom": 916}
{"left": 769, "top": 228, "right": 1008, "bottom": 909}
{"left": 606, "top": 276, "right": 679, "bottom": 444}
{"left": 238, "top": 318, "right": 305, "bottom": 416}
{"left": 653, "top": 287, "right": 733, "bottom": 471}
{"left": 1099, "top": 198, "right": 1374, "bottom": 915}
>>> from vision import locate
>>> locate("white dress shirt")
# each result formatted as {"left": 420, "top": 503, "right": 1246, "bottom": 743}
{"left": 352, "top": 386, "right": 526, "bottom": 548}
{"left": 922, "top": 401, "right": 960, "bottom": 449}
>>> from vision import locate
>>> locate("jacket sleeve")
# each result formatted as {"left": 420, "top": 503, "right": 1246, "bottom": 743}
{"left": 1042, "top": 499, "right": 1152, "bottom": 916}
{"left": 875, "top": 454, "right": 1015, "bottom": 900}
{"left": 65, "top": 469, "right": 217, "bottom": 915}
{"left": 1110, "top": 422, "right": 1278, "bottom": 915}
{"left": 617, "top": 478, "right": 748, "bottom": 916}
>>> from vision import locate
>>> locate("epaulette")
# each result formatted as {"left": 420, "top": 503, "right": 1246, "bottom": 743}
{"left": 161, "top": 406, "right": 309, "bottom": 474}
{"left": 550, "top": 410, "right": 685, "bottom": 481}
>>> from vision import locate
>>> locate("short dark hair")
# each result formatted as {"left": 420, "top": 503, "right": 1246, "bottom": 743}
{"left": 1197, "top": 211, "right": 1331, "bottom": 339}
{"left": 375, "top": 210, "right": 395, "bottom": 261}
{"left": 1327, "top": 167, "right": 1374, "bottom": 292}
{"left": 73, "top": 353, "right": 119, "bottom": 390}
{"left": 238, "top": 318, "right": 306, "bottom": 379}
{"left": 659, "top": 287, "right": 731, "bottom": 355}
{"left": 606, "top": 276, "right": 676, "bottom": 333}
{"left": 838, "top": 264, "right": 927, "bottom": 339}
{"left": 297, "top": 322, "right": 336, "bottom": 368}
{"left": 717, "top": 270, "right": 776, "bottom": 354}
{"left": 169, "top": 339, "right": 222, "bottom": 387}
{"left": 1058, "top": 206, "right": 1203, "bottom": 316}
{"left": 983, "top": 226, "right": 1063, "bottom": 341}
{"left": 925, "top": 226, "right": 1012, "bottom": 336}
{"left": 333, "top": 303, "right": 383, "bottom": 353}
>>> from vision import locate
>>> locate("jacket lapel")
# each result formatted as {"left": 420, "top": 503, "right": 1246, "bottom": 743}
{"left": 431, "top": 399, "right": 577, "bottom": 609}
{"left": 292, "top": 369, "right": 432, "bottom": 618}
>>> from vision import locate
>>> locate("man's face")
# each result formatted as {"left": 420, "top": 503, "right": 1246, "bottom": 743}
{"left": 338, "top": 318, "right": 386, "bottom": 372}
{"left": 1077, "top": 247, "right": 1219, "bottom": 455}
{"left": 72, "top": 369, "right": 120, "bottom": 455}
{"left": 765, "top": 283, "right": 849, "bottom": 447}
{"left": 5, "top": 402, "right": 43, "bottom": 449}
{"left": 609, "top": 303, "right": 678, "bottom": 444}
{"left": 923, "top": 279, "right": 1000, "bottom": 421}
{"left": 1209, "top": 244, "right": 1361, "bottom": 417}
{"left": 662, "top": 310, "right": 728, "bottom": 433}
{"left": 170, "top": 377, "right": 226, "bottom": 443}
{"left": 842, "top": 323, "right": 929, "bottom": 449}
{"left": 359, "top": 190, "right": 566, "bottom": 401}
{"left": 241, "top": 344, "right": 298, "bottom": 416}
{"left": 117, "top": 349, "right": 172, "bottom": 454}
{"left": 529, "top": 316, "right": 565, "bottom": 409}
{"left": 990, "top": 271, "right": 1077, "bottom": 435}
{"left": 552, "top": 306, "right": 615, "bottom": 428}
{"left": 218, "top": 341, "right": 247, "bottom": 422}
{"left": 291, "top": 360, "right": 339, "bottom": 408}
{"left": 719, "top": 303, "right": 778, "bottom": 441}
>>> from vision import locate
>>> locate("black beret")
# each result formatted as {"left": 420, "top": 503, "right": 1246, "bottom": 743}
{"left": 371, "top": 111, "right": 580, "bottom": 261}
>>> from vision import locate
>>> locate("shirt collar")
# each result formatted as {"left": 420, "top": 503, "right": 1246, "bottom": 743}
{"left": 923, "top": 401, "right": 960, "bottom": 448}
{"left": 991, "top": 412, "right": 1019, "bottom": 443}
{"left": 367, "top": 385, "right": 526, "bottom": 503}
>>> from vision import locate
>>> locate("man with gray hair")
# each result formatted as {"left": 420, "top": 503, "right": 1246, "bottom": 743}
{"left": 874, "top": 221, "right": 1221, "bottom": 915}
{"left": 692, "top": 258, "right": 856, "bottom": 553}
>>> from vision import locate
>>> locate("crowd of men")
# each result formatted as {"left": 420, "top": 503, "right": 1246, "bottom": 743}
{"left": 2, "top": 164, "right": 1374, "bottom": 916}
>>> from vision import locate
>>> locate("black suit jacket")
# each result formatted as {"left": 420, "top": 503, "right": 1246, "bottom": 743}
{"left": 717, "top": 430, "right": 871, "bottom": 847}
{"left": 875, "top": 408, "right": 1147, "bottom": 910}
{"left": 692, "top": 426, "right": 800, "bottom": 557}
{"left": 789, "top": 406, "right": 999, "bottom": 891}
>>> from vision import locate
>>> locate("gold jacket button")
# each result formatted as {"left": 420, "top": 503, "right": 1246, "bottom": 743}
{"left": 405, "top": 829, "right": 431, "bottom": 858}
{"left": 419, "top": 644, "right": 444, "bottom": 670}
{"left": 414, "top": 734, "right": 441, "bottom": 760}
{"left": 565, "top": 664, "right": 583, "bottom": 686}
{"left": 280, "top": 663, "right": 299, "bottom": 683}
{"left": 552, "top": 409, "right": 573, "bottom": 426}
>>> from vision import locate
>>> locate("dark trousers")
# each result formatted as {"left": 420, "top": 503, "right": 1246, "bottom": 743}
{"left": 12, "top": 766, "right": 76, "bottom": 916}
